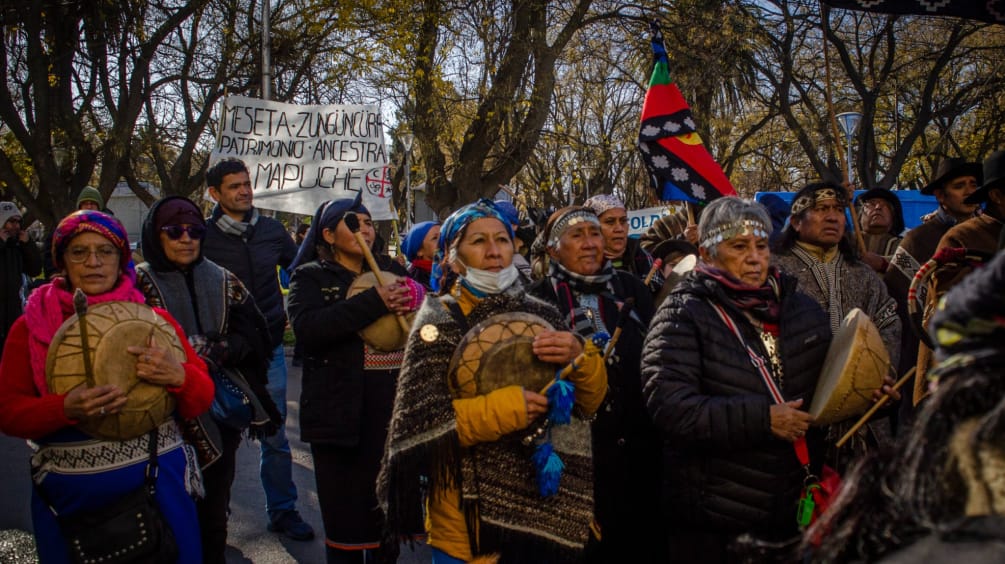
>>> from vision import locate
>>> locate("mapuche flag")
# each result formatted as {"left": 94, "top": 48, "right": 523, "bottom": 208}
{"left": 822, "top": 0, "right": 1005, "bottom": 24}
{"left": 638, "top": 22, "right": 736, "bottom": 204}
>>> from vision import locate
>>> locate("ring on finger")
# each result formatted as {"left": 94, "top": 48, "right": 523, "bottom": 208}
{"left": 99, "top": 406, "right": 106, "bottom": 416}
{"left": 144, "top": 354, "right": 152, "bottom": 363}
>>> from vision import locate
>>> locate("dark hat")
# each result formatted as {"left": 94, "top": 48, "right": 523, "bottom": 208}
{"left": 153, "top": 197, "right": 205, "bottom": 232}
{"left": 493, "top": 200, "right": 520, "bottom": 226}
{"left": 289, "top": 193, "right": 369, "bottom": 271}
{"left": 855, "top": 188, "right": 905, "bottom": 235}
{"left": 922, "top": 157, "right": 983, "bottom": 196}
{"left": 76, "top": 186, "right": 105, "bottom": 209}
{"left": 650, "top": 238, "right": 698, "bottom": 263}
{"left": 401, "top": 221, "right": 439, "bottom": 261}
{"left": 965, "top": 150, "right": 1005, "bottom": 205}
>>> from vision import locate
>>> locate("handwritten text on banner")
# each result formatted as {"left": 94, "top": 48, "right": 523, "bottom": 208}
{"left": 210, "top": 95, "right": 393, "bottom": 218}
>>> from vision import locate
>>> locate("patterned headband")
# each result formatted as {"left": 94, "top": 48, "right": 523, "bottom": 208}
{"left": 547, "top": 209, "right": 600, "bottom": 248}
{"left": 583, "top": 194, "right": 625, "bottom": 216}
{"left": 700, "top": 219, "right": 770, "bottom": 250}
{"left": 790, "top": 187, "right": 847, "bottom": 216}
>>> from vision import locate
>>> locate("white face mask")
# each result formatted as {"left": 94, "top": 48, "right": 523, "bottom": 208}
{"left": 461, "top": 262, "right": 520, "bottom": 295}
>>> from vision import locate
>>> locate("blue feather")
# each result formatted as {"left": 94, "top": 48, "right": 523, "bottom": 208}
{"left": 547, "top": 378, "right": 576, "bottom": 425}
{"left": 532, "top": 442, "right": 565, "bottom": 497}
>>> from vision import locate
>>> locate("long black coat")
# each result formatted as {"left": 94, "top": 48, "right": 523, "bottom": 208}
{"left": 287, "top": 255, "right": 407, "bottom": 445}
{"left": 529, "top": 271, "right": 663, "bottom": 561}
{"left": 1, "top": 237, "right": 41, "bottom": 350}
{"left": 640, "top": 270, "right": 831, "bottom": 537}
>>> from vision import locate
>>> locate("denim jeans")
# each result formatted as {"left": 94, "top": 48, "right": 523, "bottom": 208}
{"left": 261, "top": 343, "right": 298, "bottom": 518}
{"left": 431, "top": 547, "right": 466, "bottom": 564}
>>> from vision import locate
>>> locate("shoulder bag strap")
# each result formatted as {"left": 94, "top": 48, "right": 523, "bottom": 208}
{"left": 144, "top": 427, "right": 160, "bottom": 494}
{"left": 707, "top": 300, "right": 810, "bottom": 468}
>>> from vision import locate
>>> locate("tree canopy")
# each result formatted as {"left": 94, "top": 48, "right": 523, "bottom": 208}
{"left": 2, "top": 0, "right": 1003, "bottom": 227}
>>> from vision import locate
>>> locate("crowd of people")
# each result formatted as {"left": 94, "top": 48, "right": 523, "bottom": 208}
{"left": 0, "top": 149, "right": 1003, "bottom": 563}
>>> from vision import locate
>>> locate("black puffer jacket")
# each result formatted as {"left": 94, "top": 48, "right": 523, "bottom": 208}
{"left": 640, "top": 269, "right": 831, "bottom": 536}
{"left": 202, "top": 212, "right": 297, "bottom": 347}
{"left": 287, "top": 255, "right": 406, "bottom": 445}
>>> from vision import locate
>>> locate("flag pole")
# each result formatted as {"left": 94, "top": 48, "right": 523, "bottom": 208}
{"left": 820, "top": 1, "right": 866, "bottom": 255}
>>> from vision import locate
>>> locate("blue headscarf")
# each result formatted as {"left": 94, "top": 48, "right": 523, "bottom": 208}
{"left": 401, "top": 221, "right": 439, "bottom": 261}
{"left": 289, "top": 193, "right": 370, "bottom": 271}
{"left": 431, "top": 199, "right": 514, "bottom": 292}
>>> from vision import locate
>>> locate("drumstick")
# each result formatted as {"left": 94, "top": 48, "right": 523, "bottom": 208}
{"left": 835, "top": 367, "right": 915, "bottom": 448}
{"left": 643, "top": 258, "right": 663, "bottom": 286}
{"left": 343, "top": 213, "right": 411, "bottom": 333}
{"left": 73, "top": 289, "right": 96, "bottom": 388}
{"left": 686, "top": 203, "right": 695, "bottom": 226}
{"left": 603, "top": 297, "right": 636, "bottom": 363}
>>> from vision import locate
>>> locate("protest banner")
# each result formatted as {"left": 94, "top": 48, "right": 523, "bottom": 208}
{"left": 210, "top": 95, "right": 394, "bottom": 219}
{"left": 627, "top": 205, "right": 680, "bottom": 237}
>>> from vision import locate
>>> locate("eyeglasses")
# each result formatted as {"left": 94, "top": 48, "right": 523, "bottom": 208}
{"left": 160, "top": 224, "right": 206, "bottom": 240}
{"left": 65, "top": 245, "right": 119, "bottom": 264}
{"left": 861, "top": 200, "right": 891, "bottom": 211}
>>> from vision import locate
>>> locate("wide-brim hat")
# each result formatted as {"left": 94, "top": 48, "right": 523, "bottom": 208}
{"left": 650, "top": 238, "right": 698, "bottom": 262}
{"left": 855, "top": 188, "right": 905, "bottom": 235}
{"left": 922, "top": 157, "right": 982, "bottom": 196}
{"left": 965, "top": 150, "right": 1005, "bottom": 205}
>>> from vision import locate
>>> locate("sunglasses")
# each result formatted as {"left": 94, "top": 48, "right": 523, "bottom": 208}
{"left": 160, "top": 224, "right": 206, "bottom": 240}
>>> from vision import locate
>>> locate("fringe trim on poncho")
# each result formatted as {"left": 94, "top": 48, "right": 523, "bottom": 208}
{"left": 377, "top": 288, "right": 595, "bottom": 562}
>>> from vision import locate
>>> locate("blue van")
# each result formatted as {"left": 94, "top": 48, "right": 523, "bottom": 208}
{"left": 755, "top": 190, "right": 939, "bottom": 232}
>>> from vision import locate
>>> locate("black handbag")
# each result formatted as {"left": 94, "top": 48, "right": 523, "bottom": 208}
{"left": 41, "top": 428, "right": 179, "bottom": 564}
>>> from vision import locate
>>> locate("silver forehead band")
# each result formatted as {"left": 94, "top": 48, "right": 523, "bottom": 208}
{"left": 700, "top": 219, "right": 770, "bottom": 250}
{"left": 790, "top": 188, "right": 846, "bottom": 216}
{"left": 548, "top": 211, "right": 600, "bottom": 248}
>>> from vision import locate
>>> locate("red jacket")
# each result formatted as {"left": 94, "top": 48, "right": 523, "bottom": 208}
{"left": 0, "top": 309, "right": 213, "bottom": 440}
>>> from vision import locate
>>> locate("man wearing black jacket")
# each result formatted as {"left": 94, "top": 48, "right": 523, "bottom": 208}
{"left": 202, "top": 158, "right": 313, "bottom": 541}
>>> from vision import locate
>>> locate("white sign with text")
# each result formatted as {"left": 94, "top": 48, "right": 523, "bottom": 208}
{"left": 210, "top": 95, "right": 393, "bottom": 219}
{"left": 627, "top": 206, "right": 680, "bottom": 236}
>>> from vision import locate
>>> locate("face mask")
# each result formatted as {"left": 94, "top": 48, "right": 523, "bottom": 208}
{"left": 461, "top": 262, "right": 520, "bottom": 295}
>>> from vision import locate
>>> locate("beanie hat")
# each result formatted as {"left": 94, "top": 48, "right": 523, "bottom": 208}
{"left": 76, "top": 186, "right": 104, "bottom": 209}
{"left": 402, "top": 221, "right": 438, "bottom": 261}
{"left": 154, "top": 197, "right": 205, "bottom": 232}
{"left": 52, "top": 210, "right": 132, "bottom": 276}
{"left": 0, "top": 201, "right": 21, "bottom": 226}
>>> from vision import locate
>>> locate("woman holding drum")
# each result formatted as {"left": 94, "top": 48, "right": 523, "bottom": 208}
{"left": 135, "top": 196, "right": 282, "bottom": 563}
{"left": 379, "top": 199, "right": 608, "bottom": 563}
{"left": 286, "top": 194, "right": 425, "bottom": 564}
{"left": 640, "top": 197, "right": 832, "bottom": 563}
{"left": 0, "top": 210, "right": 213, "bottom": 563}
{"left": 528, "top": 206, "right": 663, "bottom": 562}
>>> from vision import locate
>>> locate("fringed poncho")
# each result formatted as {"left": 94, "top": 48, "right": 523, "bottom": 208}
{"left": 378, "top": 288, "right": 598, "bottom": 562}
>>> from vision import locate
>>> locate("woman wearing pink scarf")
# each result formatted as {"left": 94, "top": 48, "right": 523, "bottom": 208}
{"left": 0, "top": 210, "right": 213, "bottom": 563}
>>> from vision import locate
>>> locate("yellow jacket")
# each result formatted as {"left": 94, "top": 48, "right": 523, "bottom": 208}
{"left": 426, "top": 285, "right": 607, "bottom": 561}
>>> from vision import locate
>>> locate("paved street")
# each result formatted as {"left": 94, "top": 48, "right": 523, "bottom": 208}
{"left": 0, "top": 351, "right": 430, "bottom": 563}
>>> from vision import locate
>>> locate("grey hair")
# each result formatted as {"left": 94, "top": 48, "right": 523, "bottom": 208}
{"left": 698, "top": 197, "right": 772, "bottom": 258}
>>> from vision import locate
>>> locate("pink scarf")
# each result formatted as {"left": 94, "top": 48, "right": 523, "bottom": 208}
{"left": 23, "top": 275, "right": 146, "bottom": 395}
